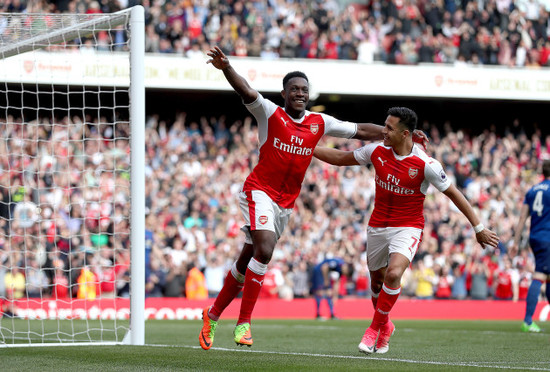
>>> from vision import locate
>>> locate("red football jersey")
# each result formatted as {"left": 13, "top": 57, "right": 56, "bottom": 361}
{"left": 354, "top": 143, "right": 451, "bottom": 229}
{"left": 494, "top": 269, "right": 519, "bottom": 299}
{"left": 244, "top": 94, "right": 357, "bottom": 208}
{"left": 518, "top": 273, "right": 531, "bottom": 300}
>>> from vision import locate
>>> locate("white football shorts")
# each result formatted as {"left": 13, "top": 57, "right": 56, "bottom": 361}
{"left": 239, "top": 190, "right": 293, "bottom": 244}
{"left": 366, "top": 226, "right": 423, "bottom": 271}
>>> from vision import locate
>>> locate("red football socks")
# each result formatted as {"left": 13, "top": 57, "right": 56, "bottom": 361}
{"left": 371, "top": 284, "right": 401, "bottom": 331}
{"left": 371, "top": 292, "right": 379, "bottom": 309}
{"left": 237, "top": 258, "right": 267, "bottom": 325}
{"left": 209, "top": 265, "right": 244, "bottom": 321}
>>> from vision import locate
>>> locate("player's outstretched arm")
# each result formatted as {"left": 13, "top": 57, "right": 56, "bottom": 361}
{"left": 313, "top": 146, "right": 359, "bottom": 166}
{"left": 354, "top": 124, "right": 429, "bottom": 148}
{"left": 354, "top": 123, "right": 384, "bottom": 141}
{"left": 510, "top": 203, "right": 530, "bottom": 257}
{"left": 442, "top": 184, "right": 499, "bottom": 249}
{"left": 206, "top": 46, "right": 258, "bottom": 104}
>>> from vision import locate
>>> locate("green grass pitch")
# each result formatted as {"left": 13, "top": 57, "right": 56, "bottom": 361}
{"left": 1, "top": 319, "right": 549, "bottom": 371}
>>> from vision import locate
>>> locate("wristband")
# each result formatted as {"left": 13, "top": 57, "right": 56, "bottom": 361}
{"left": 473, "top": 223, "right": 485, "bottom": 234}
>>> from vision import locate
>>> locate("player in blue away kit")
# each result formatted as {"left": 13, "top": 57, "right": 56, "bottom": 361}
{"left": 311, "top": 257, "right": 345, "bottom": 319}
{"left": 511, "top": 160, "right": 550, "bottom": 333}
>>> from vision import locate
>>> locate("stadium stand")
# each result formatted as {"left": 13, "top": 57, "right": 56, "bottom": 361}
{"left": 1, "top": 0, "right": 549, "bottom": 66}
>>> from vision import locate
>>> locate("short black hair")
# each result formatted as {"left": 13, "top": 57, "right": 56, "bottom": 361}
{"left": 283, "top": 71, "right": 308, "bottom": 90}
{"left": 543, "top": 160, "right": 550, "bottom": 178}
{"left": 387, "top": 107, "right": 417, "bottom": 133}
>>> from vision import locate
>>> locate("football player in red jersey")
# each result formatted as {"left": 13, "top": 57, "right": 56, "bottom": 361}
{"left": 313, "top": 107, "right": 499, "bottom": 354}
{"left": 199, "top": 46, "right": 429, "bottom": 350}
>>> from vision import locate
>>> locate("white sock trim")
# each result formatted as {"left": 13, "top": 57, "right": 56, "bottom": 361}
{"left": 231, "top": 263, "right": 245, "bottom": 283}
{"left": 382, "top": 283, "right": 401, "bottom": 296}
{"left": 371, "top": 292, "right": 379, "bottom": 298}
{"left": 247, "top": 258, "right": 268, "bottom": 275}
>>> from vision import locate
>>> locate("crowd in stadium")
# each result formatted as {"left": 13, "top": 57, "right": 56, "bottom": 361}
{"left": 0, "top": 106, "right": 547, "bottom": 306}
{"left": 2, "top": 0, "right": 550, "bottom": 66}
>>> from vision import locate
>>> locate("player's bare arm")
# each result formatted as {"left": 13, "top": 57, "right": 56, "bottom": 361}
{"left": 442, "top": 184, "right": 499, "bottom": 248}
{"left": 354, "top": 123, "right": 429, "bottom": 148}
{"left": 354, "top": 123, "right": 384, "bottom": 141}
{"left": 206, "top": 46, "right": 258, "bottom": 104}
{"left": 313, "top": 147, "right": 359, "bottom": 166}
{"left": 321, "top": 263, "right": 330, "bottom": 287}
{"left": 510, "top": 203, "right": 530, "bottom": 257}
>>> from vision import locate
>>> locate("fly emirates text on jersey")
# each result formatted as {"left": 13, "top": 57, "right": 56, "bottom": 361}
{"left": 375, "top": 173, "right": 415, "bottom": 195}
{"left": 273, "top": 135, "right": 313, "bottom": 156}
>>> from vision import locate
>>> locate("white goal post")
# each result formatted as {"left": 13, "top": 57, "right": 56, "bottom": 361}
{"left": 0, "top": 6, "right": 145, "bottom": 346}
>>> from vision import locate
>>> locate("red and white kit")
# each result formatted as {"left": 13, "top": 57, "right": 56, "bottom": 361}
{"left": 239, "top": 94, "right": 357, "bottom": 242}
{"left": 354, "top": 143, "right": 452, "bottom": 269}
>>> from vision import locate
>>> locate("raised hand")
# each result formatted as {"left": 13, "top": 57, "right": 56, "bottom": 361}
{"left": 206, "top": 46, "right": 230, "bottom": 70}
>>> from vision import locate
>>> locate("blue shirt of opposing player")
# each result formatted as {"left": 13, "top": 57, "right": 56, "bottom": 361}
{"left": 311, "top": 257, "right": 345, "bottom": 292}
{"left": 512, "top": 160, "right": 550, "bottom": 275}
{"left": 524, "top": 178, "right": 550, "bottom": 243}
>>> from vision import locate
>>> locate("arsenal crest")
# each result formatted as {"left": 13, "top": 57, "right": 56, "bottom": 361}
{"left": 310, "top": 123, "right": 319, "bottom": 134}
{"left": 409, "top": 168, "right": 418, "bottom": 179}
{"left": 259, "top": 216, "right": 268, "bottom": 225}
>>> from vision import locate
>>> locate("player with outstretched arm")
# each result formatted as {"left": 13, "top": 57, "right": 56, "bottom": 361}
{"left": 313, "top": 107, "right": 499, "bottom": 354}
{"left": 198, "top": 47, "right": 428, "bottom": 350}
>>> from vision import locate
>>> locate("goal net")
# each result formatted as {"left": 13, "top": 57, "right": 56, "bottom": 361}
{"left": 0, "top": 7, "right": 145, "bottom": 346}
